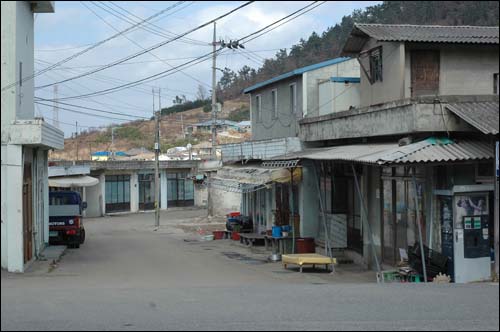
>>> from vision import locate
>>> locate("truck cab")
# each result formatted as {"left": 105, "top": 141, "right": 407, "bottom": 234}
{"left": 49, "top": 191, "right": 87, "bottom": 248}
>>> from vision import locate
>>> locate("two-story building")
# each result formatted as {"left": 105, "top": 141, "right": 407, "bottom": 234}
{"left": 291, "top": 24, "right": 499, "bottom": 282}
{"left": 1, "top": 1, "right": 64, "bottom": 273}
{"left": 213, "top": 57, "right": 360, "bottom": 235}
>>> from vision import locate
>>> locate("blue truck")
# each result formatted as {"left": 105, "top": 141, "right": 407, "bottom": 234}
{"left": 49, "top": 191, "right": 87, "bottom": 248}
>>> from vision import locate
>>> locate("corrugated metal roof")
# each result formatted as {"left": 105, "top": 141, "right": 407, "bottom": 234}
{"left": 343, "top": 24, "right": 499, "bottom": 54}
{"left": 268, "top": 138, "right": 493, "bottom": 165}
{"left": 243, "top": 57, "right": 351, "bottom": 94}
{"left": 446, "top": 101, "right": 499, "bottom": 135}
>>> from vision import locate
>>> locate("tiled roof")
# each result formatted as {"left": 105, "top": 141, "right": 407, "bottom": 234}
{"left": 343, "top": 24, "right": 499, "bottom": 54}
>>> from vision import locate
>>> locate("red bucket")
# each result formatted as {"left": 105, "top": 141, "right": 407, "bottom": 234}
{"left": 213, "top": 230, "right": 225, "bottom": 240}
{"left": 231, "top": 232, "right": 240, "bottom": 241}
{"left": 227, "top": 212, "right": 241, "bottom": 217}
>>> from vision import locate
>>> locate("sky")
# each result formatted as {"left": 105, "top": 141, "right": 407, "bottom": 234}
{"left": 34, "top": 1, "right": 380, "bottom": 137}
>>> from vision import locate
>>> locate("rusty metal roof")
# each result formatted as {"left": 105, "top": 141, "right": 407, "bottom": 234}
{"left": 343, "top": 24, "right": 499, "bottom": 54}
{"left": 446, "top": 101, "right": 499, "bottom": 135}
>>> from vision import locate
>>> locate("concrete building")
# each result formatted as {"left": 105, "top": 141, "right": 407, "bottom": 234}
{"left": 186, "top": 119, "right": 242, "bottom": 135}
{"left": 49, "top": 160, "right": 198, "bottom": 217}
{"left": 292, "top": 24, "right": 499, "bottom": 282}
{"left": 1, "top": 1, "right": 64, "bottom": 273}
{"left": 243, "top": 57, "right": 360, "bottom": 140}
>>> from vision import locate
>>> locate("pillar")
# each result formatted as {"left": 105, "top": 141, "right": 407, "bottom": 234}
{"left": 130, "top": 171, "right": 139, "bottom": 213}
{"left": 161, "top": 169, "right": 168, "bottom": 210}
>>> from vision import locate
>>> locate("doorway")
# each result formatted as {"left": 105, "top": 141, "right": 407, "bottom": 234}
{"left": 139, "top": 173, "right": 155, "bottom": 210}
{"left": 23, "top": 163, "right": 33, "bottom": 264}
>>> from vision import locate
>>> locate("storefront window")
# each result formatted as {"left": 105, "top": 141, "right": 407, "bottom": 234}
{"left": 105, "top": 175, "right": 131, "bottom": 212}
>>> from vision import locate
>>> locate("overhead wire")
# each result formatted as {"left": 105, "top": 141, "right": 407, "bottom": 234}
{"left": 85, "top": 1, "right": 211, "bottom": 88}
{"left": 34, "top": 1, "right": 254, "bottom": 90}
{"left": 2, "top": 1, "right": 188, "bottom": 91}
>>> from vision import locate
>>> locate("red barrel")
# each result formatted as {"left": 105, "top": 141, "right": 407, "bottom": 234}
{"left": 232, "top": 232, "right": 241, "bottom": 241}
{"left": 295, "top": 237, "right": 315, "bottom": 253}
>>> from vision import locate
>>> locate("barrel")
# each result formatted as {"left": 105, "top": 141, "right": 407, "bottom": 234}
{"left": 213, "top": 230, "right": 225, "bottom": 240}
{"left": 296, "top": 237, "right": 315, "bottom": 254}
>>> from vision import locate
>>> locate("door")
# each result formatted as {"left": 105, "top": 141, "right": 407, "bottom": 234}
{"left": 411, "top": 50, "right": 440, "bottom": 97}
{"left": 23, "top": 163, "right": 33, "bottom": 264}
{"left": 139, "top": 173, "right": 155, "bottom": 210}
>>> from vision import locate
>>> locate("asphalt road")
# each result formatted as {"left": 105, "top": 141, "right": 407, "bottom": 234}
{"left": 2, "top": 209, "right": 499, "bottom": 331}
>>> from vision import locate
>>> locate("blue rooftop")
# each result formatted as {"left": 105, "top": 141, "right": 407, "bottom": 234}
{"left": 92, "top": 151, "right": 129, "bottom": 157}
{"left": 243, "top": 57, "right": 352, "bottom": 94}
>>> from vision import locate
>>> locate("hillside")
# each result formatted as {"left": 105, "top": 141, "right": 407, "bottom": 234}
{"left": 218, "top": 1, "right": 499, "bottom": 100}
{"left": 49, "top": 98, "right": 249, "bottom": 161}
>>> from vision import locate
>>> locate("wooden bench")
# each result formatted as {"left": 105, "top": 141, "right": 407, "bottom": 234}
{"left": 239, "top": 233, "right": 266, "bottom": 247}
{"left": 282, "top": 254, "right": 337, "bottom": 273}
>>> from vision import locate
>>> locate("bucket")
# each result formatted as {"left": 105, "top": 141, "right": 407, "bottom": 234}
{"left": 213, "top": 230, "right": 225, "bottom": 240}
{"left": 232, "top": 232, "right": 240, "bottom": 241}
{"left": 296, "top": 237, "right": 315, "bottom": 253}
{"left": 227, "top": 212, "right": 241, "bottom": 217}
{"left": 272, "top": 226, "right": 282, "bottom": 238}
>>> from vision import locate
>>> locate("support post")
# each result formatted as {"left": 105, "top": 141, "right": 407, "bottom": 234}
{"left": 312, "top": 162, "right": 335, "bottom": 272}
{"left": 351, "top": 164, "right": 382, "bottom": 281}
{"left": 411, "top": 168, "right": 428, "bottom": 283}
{"left": 211, "top": 22, "right": 217, "bottom": 159}
{"left": 154, "top": 89, "right": 160, "bottom": 229}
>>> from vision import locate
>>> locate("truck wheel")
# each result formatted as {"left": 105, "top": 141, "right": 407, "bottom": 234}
{"left": 80, "top": 229, "right": 86, "bottom": 244}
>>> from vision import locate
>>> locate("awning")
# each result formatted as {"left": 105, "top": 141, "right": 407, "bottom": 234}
{"left": 210, "top": 165, "right": 302, "bottom": 193}
{"left": 446, "top": 101, "right": 499, "bottom": 135}
{"left": 49, "top": 175, "right": 99, "bottom": 188}
{"left": 267, "top": 138, "right": 493, "bottom": 165}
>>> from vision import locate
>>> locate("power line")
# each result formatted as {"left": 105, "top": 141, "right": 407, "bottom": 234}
{"left": 85, "top": 1, "right": 211, "bottom": 88}
{"left": 34, "top": 1, "right": 254, "bottom": 90}
{"left": 34, "top": 98, "right": 149, "bottom": 119}
{"left": 2, "top": 1, "right": 188, "bottom": 91}
{"left": 241, "top": 2, "right": 326, "bottom": 45}
{"left": 34, "top": 101, "right": 138, "bottom": 121}
{"left": 107, "top": 1, "right": 209, "bottom": 46}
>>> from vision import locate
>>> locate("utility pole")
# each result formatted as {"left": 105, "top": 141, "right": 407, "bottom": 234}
{"left": 181, "top": 113, "right": 185, "bottom": 139}
{"left": 211, "top": 21, "right": 217, "bottom": 159}
{"left": 154, "top": 88, "right": 161, "bottom": 229}
{"left": 75, "top": 121, "right": 79, "bottom": 161}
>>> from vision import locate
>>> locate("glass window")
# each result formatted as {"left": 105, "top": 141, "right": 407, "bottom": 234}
{"left": 255, "top": 95, "right": 262, "bottom": 123}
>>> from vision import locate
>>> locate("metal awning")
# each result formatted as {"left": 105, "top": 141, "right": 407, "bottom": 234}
{"left": 446, "top": 101, "right": 499, "bottom": 135}
{"left": 209, "top": 164, "right": 302, "bottom": 193}
{"left": 267, "top": 138, "right": 493, "bottom": 165}
{"left": 49, "top": 175, "right": 99, "bottom": 188}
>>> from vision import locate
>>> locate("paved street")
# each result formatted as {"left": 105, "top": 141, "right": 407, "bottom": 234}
{"left": 2, "top": 208, "right": 499, "bottom": 331}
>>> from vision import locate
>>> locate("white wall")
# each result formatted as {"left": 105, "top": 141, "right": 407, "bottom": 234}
{"left": 160, "top": 170, "right": 168, "bottom": 210}
{"left": 1, "top": 144, "right": 24, "bottom": 272}
{"left": 318, "top": 81, "right": 361, "bottom": 115}
{"left": 360, "top": 41, "right": 406, "bottom": 108}
{"left": 209, "top": 186, "right": 241, "bottom": 217}
{"left": 305, "top": 58, "right": 360, "bottom": 117}
{"left": 130, "top": 172, "right": 139, "bottom": 213}
{"left": 194, "top": 183, "right": 208, "bottom": 208}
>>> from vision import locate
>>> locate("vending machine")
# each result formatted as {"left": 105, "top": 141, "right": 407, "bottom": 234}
{"left": 436, "top": 184, "right": 493, "bottom": 283}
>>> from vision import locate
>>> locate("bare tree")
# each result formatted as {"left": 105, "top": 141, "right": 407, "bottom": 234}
{"left": 196, "top": 85, "right": 208, "bottom": 101}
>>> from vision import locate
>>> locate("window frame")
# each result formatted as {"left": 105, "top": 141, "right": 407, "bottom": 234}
{"left": 289, "top": 83, "right": 297, "bottom": 114}
{"left": 271, "top": 89, "right": 278, "bottom": 119}
{"left": 255, "top": 94, "right": 262, "bottom": 123}
{"left": 369, "top": 46, "right": 383, "bottom": 83}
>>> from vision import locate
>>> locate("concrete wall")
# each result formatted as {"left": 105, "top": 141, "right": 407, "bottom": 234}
{"left": 360, "top": 41, "right": 405, "bottom": 108}
{"left": 318, "top": 81, "right": 361, "bottom": 116}
{"left": 404, "top": 44, "right": 499, "bottom": 98}
{"left": 208, "top": 186, "right": 241, "bottom": 217}
{"left": 250, "top": 76, "right": 302, "bottom": 140}
{"left": 194, "top": 183, "right": 208, "bottom": 208}
{"left": 1, "top": 144, "right": 24, "bottom": 272}
{"left": 130, "top": 171, "right": 139, "bottom": 213}
{"left": 306, "top": 58, "right": 360, "bottom": 117}
{"left": 364, "top": 166, "right": 382, "bottom": 269}
{"left": 299, "top": 97, "right": 484, "bottom": 142}
{"left": 85, "top": 182, "right": 102, "bottom": 218}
